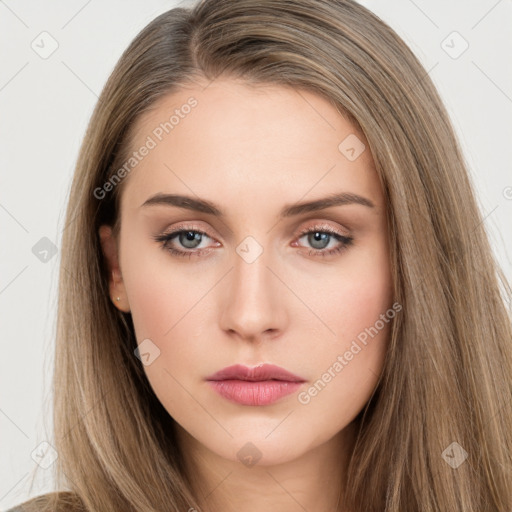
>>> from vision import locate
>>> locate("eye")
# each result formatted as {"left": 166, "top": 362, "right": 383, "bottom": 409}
{"left": 153, "top": 225, "right": 219, "bottom": 258}
{"left": 293, "top": 224, "right": 353, "bottom": 257}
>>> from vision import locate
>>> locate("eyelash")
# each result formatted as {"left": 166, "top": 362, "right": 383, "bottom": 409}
{"left": 153, "top": 224, "right": 354, "bottom": 259}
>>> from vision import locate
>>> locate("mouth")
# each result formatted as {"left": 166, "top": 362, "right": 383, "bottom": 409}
{"left": 206, "top": 364, "right": 306, "bottom": 406}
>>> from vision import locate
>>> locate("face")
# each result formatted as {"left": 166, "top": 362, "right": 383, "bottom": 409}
{"left": 100, "top": 77, "right": 393, "bottom": 469}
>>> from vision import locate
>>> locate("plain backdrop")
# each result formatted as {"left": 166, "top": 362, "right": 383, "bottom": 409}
{"left": 1, "top": 0, "right": 511, "bottom": 509}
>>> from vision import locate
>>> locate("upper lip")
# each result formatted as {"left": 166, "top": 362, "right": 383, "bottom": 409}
{"left": 206, "top": 364, "right": 305, "bottom": 382}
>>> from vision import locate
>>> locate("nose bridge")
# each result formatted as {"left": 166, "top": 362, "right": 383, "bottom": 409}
{"left": 233, "top": 237, "right": 270, "bottom": 295}
{"left": 220, "top": 235, "right": 285, "bottom": 339}
{"left": 232, "top": 235, "right": 274, "bottom": 310}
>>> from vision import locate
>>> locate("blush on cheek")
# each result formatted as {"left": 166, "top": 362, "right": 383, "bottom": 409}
{"left": 121, "top": 241, "right": 178, "bottom": 336}
{"left": 122, "top": 256, "right": 171, "bottom": 331}
{"left": 323, "top": 273, "right": 392, "bottom": 343}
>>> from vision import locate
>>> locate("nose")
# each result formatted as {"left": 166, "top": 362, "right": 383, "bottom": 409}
{"left": 219, "top": 242, "right": 288, "bottom": 343}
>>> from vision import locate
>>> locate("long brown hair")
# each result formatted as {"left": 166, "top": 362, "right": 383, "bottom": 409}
{"left": 17, "top": 0, "right": 512, "bottom": 510}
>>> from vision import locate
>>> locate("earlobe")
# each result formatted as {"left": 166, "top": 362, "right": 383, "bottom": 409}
{"left": 98, "top": 225, "right": 131, "bottom": 313}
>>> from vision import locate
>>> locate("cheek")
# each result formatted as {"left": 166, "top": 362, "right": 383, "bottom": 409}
{"left": 297, "top": 238, "right": 393, "bottom": 403}
{"left": 295, "top": 263, "right": 394, "bottom": 438}
{"left": 311, "top": 239, "right": 393, "bottom": 346}
{"left": 120, "top": 238, "right": 217, "bottom": 371}
{"left": 121, "top": 238, "right": 201, "bottom": 339}
{"left": 120, "top": 243, "right": 214, "bottom": 420}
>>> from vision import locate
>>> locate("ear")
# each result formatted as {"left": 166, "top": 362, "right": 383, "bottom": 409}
{"left": 98, "top": 225, "right": 131, "bottom": 313}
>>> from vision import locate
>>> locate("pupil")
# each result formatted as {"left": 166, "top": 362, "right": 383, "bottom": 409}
{"left": 181, "top": 231, "right": 201, "bottom": 248}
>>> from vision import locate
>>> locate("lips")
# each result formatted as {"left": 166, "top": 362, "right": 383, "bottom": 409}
{"left": 206, "top": 364, "right": 306, "bottom": 383}
{"left": 206, "top": 364, "right": 306, "bottom": 406}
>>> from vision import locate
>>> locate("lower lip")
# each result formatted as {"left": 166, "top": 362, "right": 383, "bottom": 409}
{"left": 207, "top": 380, "right": 303, "bottom": 406}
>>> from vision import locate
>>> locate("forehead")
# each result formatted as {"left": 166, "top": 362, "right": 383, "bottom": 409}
{"left": 120, "top": 78, "right": 382, "bottom": 215}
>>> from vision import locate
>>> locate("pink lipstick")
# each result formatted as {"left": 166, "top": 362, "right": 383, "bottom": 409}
{"left": 206, "top": 364, "right": 305, "bottom": 406}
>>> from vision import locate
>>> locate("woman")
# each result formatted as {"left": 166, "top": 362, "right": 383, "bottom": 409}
{"left": 8, "top": 0, "right": 512, "bottom": 510}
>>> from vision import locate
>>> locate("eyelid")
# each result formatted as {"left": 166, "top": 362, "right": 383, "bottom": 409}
{"left": 163, "top": 222, "right": 217, "bottom": 240}
{"left": 295, "top": 220, "right": 351, "bottom": 238}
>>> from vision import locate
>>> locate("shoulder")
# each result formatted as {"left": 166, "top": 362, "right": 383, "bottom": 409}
{"left": 4, "top": 491, "right": 85, "bottom": 512}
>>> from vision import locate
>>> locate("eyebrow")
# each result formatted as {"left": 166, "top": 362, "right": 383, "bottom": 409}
{"left": 140, "top": 191, "right": 375, "bottom": 217}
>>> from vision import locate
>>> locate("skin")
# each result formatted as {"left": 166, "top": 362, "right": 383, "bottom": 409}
{"left": 100, "top": 77, "right": 393, "bottom": 512}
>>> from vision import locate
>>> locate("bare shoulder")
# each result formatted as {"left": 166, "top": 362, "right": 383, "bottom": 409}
{"left": 4, "top": 492, "right": 85, "bottom": 512}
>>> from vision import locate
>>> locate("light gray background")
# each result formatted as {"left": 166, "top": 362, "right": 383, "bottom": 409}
{"left": 1, "top": 0, "right": 511, "bottom": 509}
